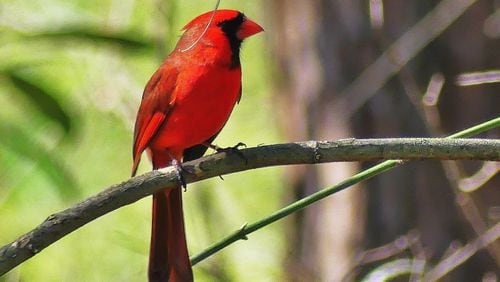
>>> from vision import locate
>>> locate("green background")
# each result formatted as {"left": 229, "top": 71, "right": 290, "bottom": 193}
{"left": 0, "top": 1, "right": 283, "bottom": 281}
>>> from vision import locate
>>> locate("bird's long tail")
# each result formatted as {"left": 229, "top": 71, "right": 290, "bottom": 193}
{"left": 149, "top": 153, "right": 193, "bottom": 282}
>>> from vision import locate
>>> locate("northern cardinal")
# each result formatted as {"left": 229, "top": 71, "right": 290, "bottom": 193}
{"left": 131, "top": 10, "right": 263, "bottom": 281}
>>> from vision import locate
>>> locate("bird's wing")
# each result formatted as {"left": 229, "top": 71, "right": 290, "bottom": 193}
{"left": 132, "top": 64, "right": 178, "bottom": 176}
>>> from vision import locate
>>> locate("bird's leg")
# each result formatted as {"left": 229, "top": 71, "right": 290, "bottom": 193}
{"left": 202, "top": 142, "right": 221, "bottom": 151}
{"left": 170, "top": 159, "right": 187, "bottom": 190}
{"left": 202, "top": 142, "right": 247, "bottom": 152}
{"left": 170, "top": 159, "right": 197, "bottom": 191}
{"left": 202, "top": 142, "right": 248, "bottom": 164}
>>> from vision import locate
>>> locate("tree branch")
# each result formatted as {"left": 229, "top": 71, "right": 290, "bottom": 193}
{"left": 189, "top": 117, "right": 500, "bottom": 266}
{"left": 1, "top": 135, "right": 499, "bottom": 275}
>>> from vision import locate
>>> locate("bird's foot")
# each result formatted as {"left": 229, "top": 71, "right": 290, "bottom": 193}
{"left": 204, "top": 142, "right": 248, "bottom": 164}
{"left": 171, "top": 159, "right": 195, "bottom": 191}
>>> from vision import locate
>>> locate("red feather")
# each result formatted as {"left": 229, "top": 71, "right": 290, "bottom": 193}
{"left": 131, "top": 10, "right": 262, "bottom": 281}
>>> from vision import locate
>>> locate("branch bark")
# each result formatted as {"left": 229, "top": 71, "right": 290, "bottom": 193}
{"left": 0, "top": 138, "right": 499, "bottom": 275}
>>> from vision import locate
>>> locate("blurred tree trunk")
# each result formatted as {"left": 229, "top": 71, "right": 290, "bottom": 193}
{"left": 268, "top": 1, "right": 367, "bottom": 280}
{"left": 268, "top": 0, "right": 499, "bottom": 280}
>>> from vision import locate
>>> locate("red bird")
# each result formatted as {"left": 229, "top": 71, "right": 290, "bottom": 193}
{"left": 131, "top": 10, "right": 263, "bottom": 282}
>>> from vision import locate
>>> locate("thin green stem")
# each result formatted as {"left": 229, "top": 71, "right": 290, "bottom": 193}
{"left": 190, "top": 116, "right": 500, "bottom": 265}
{"left": 447, "top": 117, "right": 499, "bottom": 139}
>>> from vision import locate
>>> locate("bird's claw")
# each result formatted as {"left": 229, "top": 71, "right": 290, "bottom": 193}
{"left": 171, "top": 160, "right": 195, "bottom": 191}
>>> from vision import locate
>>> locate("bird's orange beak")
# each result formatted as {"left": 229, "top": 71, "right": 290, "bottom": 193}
{"left": 237, "top": 18, "right": 264, "bottom": 39}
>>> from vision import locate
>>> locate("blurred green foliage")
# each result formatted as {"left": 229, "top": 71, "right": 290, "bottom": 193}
{"left": 0, "top": 0, "right": 283, "bottom": 281}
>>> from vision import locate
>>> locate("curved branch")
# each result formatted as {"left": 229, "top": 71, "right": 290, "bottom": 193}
{"left": 1, "top": 137, "right": 499, "bottom": 275}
